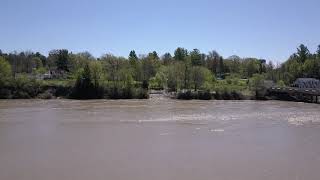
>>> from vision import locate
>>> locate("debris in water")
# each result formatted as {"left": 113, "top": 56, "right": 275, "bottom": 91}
{"left": 209, "top": 129, "right": 224, "bottom": 132}
{"left": 160, "top": 133, "right": 170, "bottom": 136}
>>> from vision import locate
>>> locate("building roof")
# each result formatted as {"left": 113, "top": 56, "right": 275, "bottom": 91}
{"left": 293, "top": 78, "right": 320, "bottom": 89}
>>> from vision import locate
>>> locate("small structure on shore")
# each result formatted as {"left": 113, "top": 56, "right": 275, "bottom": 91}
{"left": 292, "top": 78, "right": 320, "bottom": 89}
{"left": 41, "top": 70, "right": 68, "bottom": 80}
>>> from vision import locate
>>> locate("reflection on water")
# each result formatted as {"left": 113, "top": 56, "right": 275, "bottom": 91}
{"left": 0, "top": 99, "right": 320, "bottom": 180}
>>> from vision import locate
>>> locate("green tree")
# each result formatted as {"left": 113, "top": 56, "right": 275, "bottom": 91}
{"left": 249, "top": 74, "right": 265, "bottom": 90}
{"left": 241, "top": 58, "right": 260, "bottom": 78}
{"left": 167, "top": 63, "right": 184, "bottom": 91}
{"left": 296, "top": 44, "right": 310, "bottom": 64}
{"left": 217, "top": 56, "right": 224, "bottom": 78}
{"left": 303, "top": 58, "right": 320, "bottom": 78}
{"left": 32, "top": 57, "right": 43, "bottom": 69}
{"left": 182, "top": 58, "right": 192, "bottom": 89}
{"left": 49, "top": 49, "right": 70, "bottom": 71}
{"left": 277, "top": 80, "right": 286, "bottom": 87}
{"left": 225, "top": 55, "right": 241, "bottom": 75}
{"left": 71, "top": 63, "right": 100, "bottom": 99}
{"left": 149, "top": 67, "right": 167, "bottom": 90}
{"left": 265, "top": 61, "right": 276, "bottom": 81}
{"left": 162, "top": 53, "right": 173, "bottom": 65}
{"left": 190, "top": 49, "right": 202, "bottom": 66}
{"left": 258, "top": 59, "right": 266, "bottom": 74}
{"left": 150, "top": 51, "right": 159, "bottom": 60}
{"left": 191, "top": 66, "right": 213, "bottom": 91}
{"left": 24, "top": 52, "right": 36, "bottom": 73}
{"left": 69, "top": 52, "right": 93, "bottom": 74}
{"left": 141, "top": 52, "right": 160, "bottom": 81}
{"left": 207, "top": 50, "right": 220, "bottom": 75}
{"left": 129, "top": 50, "right": 138, "bottom": 64}
{"left": 35, "top": 52, "right": 47, "bottom": 67}
{"left": 101, "top": 54, "right": 123, "bottom": 89}
{"left": 283, "top": 58, "right": 301, "bottom": 82}
{"left": 0, "top": 57, "right": 12, "bottom": 86}
{"left": 174, "top": 47, "right": 188, "bottom": 61}
{"left": 90, "top": 61, "right": 104, "bottom": 89}
{"left": 128, "top": 50, "right": 142, "bottom": 81}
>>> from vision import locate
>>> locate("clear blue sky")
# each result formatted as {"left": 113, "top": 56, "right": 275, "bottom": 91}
{"left": 1, "top": 0, "right": 319, "bottom": 62}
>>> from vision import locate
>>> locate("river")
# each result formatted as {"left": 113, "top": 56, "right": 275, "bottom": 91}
{"left": 0, "top": 97, "right": 320, "bottom": 180}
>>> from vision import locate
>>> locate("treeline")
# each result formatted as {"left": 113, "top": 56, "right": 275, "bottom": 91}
{"left": 0, "top": 44, "right": 319, "bottom": 99}
{"left": 268, "top": 44, "right": 320, "bottom": 84}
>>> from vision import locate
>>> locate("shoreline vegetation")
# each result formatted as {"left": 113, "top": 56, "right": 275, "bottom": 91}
{"left": 1, "top": 44, "right": 320, "bottom": 101}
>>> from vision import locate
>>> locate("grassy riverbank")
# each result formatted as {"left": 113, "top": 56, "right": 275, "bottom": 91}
{"left": 0, "top": 77, "right": 255, "bottom": 100}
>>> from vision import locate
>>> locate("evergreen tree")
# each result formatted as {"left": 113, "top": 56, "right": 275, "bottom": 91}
{"left": 296, "top": 44, "right": 310, "bottom": 64}
{"left": 218, "top": 57, "right": 224, "bottom": 79}
{"left": 71, "top": 63, "right": 102, "bottom": 99}
{"left": 152, "top": 51, "right": 159, "bottom": 60}
{"left": 129, "top": 50, "right": 138, "bottom": 64}
{"left": 162, "top": 53, "right": 173, "bottom": 65}
{"left": 190, "top": 49, "right": 202, "bottom": 66}
{"left": 174, "top": 47, "right": 188, "bottom": 61}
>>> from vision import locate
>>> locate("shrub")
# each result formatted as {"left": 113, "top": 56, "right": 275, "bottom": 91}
{"left": 37, "top": 90, "right": 53, "bottom": 99}
{"left": 0, "top": 88, "right": 12, "bottom": 99}
{"left": 177, "top": 90, "right": 193, "bottom": 100}
{"left": 198, "top": 90, "right": 212, "bottom": 100}
{"left": 134, "top": 88, "right": 149, "bottom": 99}
{"left": 277, "top": 80, "right": 286, "bottom": 87}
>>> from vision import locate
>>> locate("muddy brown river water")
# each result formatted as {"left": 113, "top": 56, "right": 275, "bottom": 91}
{"left": 0, "top": 97, "right": 320, "bottom": 180}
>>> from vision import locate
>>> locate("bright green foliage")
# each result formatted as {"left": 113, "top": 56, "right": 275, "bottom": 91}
{"left": 275, "top": 44, "right": 320, "bottom": 82}
{"left": 191, "top": 66, "right": 214, "bottom": 91}
{"left": 35, "top": 67, "right": 47, "bottom": 75}
{"left": 149, "top": 71, "right": 166, "bottom": 90}
{"left": 101, "top": 54, "right": 123, "bottom": 87}
{"left": 166, "top": 63, "right": 184, "bottom": 91}
{"left": 0, "top": 57, "right": 12, "bottom": 85}
{"left": 69, "top": 52, "right": 94, "bottom": 73}
{"left": 90, "top": 61, "right": 104, "bottom": 88}
{"left": 303, "top": 58, "right": 320, "bottom": 78}
{"left": 32, "top": 57, "right": 43, "bottom": 69}
{"left": 249, "top": 74, "right": 265, "bottom": 90}
{"left": 128, "top": 51, "right": 142, "bottom": 81}
{"left": 240, "top": 58, "right": 260, "bottom": 78}
{"left": 277, "top": 80, "right": 286, "bottom": 87}
{"left": 141, "top": 53, "right": 160, "bottom": 81}
{"left": 224, "top": 56, "right": 241, "bottom": 75}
